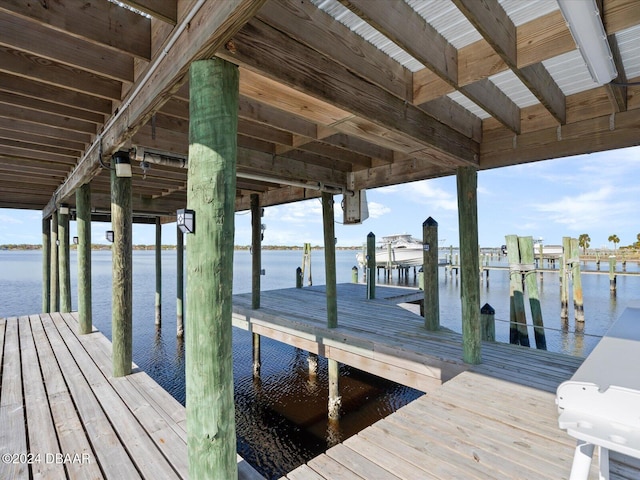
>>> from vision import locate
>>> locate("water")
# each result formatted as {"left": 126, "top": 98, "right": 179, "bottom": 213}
{"left": 1, "top": 249, "right": 639, "bottom": 478}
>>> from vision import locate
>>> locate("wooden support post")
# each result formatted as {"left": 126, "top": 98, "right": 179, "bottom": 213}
{"left": 366, "top": 232, "right": 375, "bottom": 299}
{"left": 58, "top": 208, "right": 72, "bottom": 312}
{"left": 155, "top": 217, "right": 162, "bottom": 327}
{"left": 111, "top": 161, "right": 132, "bottom": 377}
{"left": 506, "top": 235, "right": 530, "bottom": 347}
{"left": 251, "top": 194, "right": 261, "bottom": 309}
{"left": 422, "top": 217, "right": 439, "bottom": 331}
{"left": 301, "top": 243, "right": 312, "bottom": 286}
{"left": 538, "top": 242, "right": 544, "bottom": 280}
{"left": 570, "top": 238, "right": 585, "bottom": 323}
{"left": 308, "top": 352, "right": 318, "bottom": 376}
{"left": 322, "top": 192, "right": 338, "bottom": 329}
{"left": 457, "top": 167, "right": 481, "bottom": 364}
{"left": 561, "top": 237, "right": 571, "bottom": 321}
{"left": 351, "top": 266, "right": 358, "bottom": 283}
{"left": 609, "top": 255, "right": 617, "bottom": 293}
{"left": 480, "top": 303, "right": 495, "bottom": 342}
{"left": 50, "top": 211, "right": 59, "bottom": 312}
{"left": 295, "top": 267, "right": 303, "bottom": 288}
{"left": 328, "top": 358, "right": 341, "bottom": 420}
{"left": 42, "top": 217, "right": 51, "bottom": 313}
{"left": 76, "top": 184, "right": 92, "bottom": 334}
{"left": 185, "top": 58, "right": 238, "bottom": 480}
{"left": 519, "top": 236, "right": 546, "bottom": 350}
{"left": 252, "top": 333, "right": 261, "bottom": 378}
{"left": 176, "top": 227, "right": 184, "bottom": 338}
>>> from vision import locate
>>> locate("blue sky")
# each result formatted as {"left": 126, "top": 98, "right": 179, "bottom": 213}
{"left": 1, "top": 146, "right": 639, "bottom": 249}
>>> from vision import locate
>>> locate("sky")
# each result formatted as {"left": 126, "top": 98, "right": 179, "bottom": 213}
{"left": 1, "top": 146, "right": 639, "bottom": 249}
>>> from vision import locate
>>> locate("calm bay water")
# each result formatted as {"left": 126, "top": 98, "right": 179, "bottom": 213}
{"left": 1, "top": 249, "right": 639, "bottom": 478}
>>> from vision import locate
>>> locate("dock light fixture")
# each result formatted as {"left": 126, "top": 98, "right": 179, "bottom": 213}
{"left": 73, "top": 236, "right": 79, "bottom": 245}
{"left": 177, "top": 209, "right": 195, "bottom": 234}
{"left": 557, "top": 0, "right": 617, "bottom": 85}
{"left": 106, "top": 230, "right": 114, "bottom": 243}
{"left": 112, "top": 151, "right": 132, "bottom": 178}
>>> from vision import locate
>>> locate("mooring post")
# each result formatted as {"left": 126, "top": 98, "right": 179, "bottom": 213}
{"left": 308, "top": 352, "right": 318, "bottom": 377}
{"left": 50, "top": 211, "right": 59, "bottom": 312}
{"left": 111, "top": 155, "right": 133, "bottom": 377}
{"left": 351, "top": 266, "right": 358, "bottom": 283}
{"left": 570, "top": 238, "right": 584, "bottom": 323}
{"left": 519, "top": 236, "right": 546, "bottom": 350}
{"left": 505, "top": 235, "right": 530, "bottom": 347}
{"left": 42, "top": 217, "right": 51, "bottom": 313}
{"left": 609, "top": 255, "right": 617, "bottom": 292}
{"left": 295, "top": 267, "right": 303, "bottom": 288}
{"left": 185, "top": 58, "right": 238, "bottom": 480}
{"left": 560, "top": 237, "right": 570, "bottom": 320}
{"left": 322, "top": 192, "right": 338, "bottom": 328}
{"left": 153, "top": 217, "right": 162, "bottom": 327}
{"left": 538, "top": 242, "right": 544, "bottom": 280}
{"left": 328, "top": 358, "right": 341, "bottom": 420}
{"left": 77, "top": 184, "right": 92, "bottom": 334}
{"left": 301, "top": 242, "right": 312, "bottom": 286}
{"left": 366, "top": 232, "right": 375, "bottom": 299}
{"left": 457, "top": 167, "right": 481, "bottom": 363}
{"left": 480, "top": 303, "right": 495, "bottom": 342}
{"left": 423, "top": 217, "right": 439, "bottom": 331}
{"left": 176, "top": 227, "right": 184, "bottom": 338}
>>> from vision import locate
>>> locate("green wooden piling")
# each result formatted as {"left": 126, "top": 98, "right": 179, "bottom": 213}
{"left": 561, "top": 237, "right": 570, "bottom": 320}
{"left": 155, "top": 217, "right": 162, "bottom": 327}
{"left": 423, "top": 217, "right": 439, "bottom": 331}
{"left": 322, "top": 192, "right": 338, "bottom": 329}
{"left": 505, "top": 234, "right": 530, "bottom": 347}
{"left": 111, "top": 164, "right": 132, "bottom": 377}
{"left": 176, "top": 227, "right": 184, "bottom": 338}
{"left": 296, "top": 267, "right": 303, "bottom": 288}
{"left": 77, "top": 184, "right": 92, "bottom": 334}
{"left": 609, "top": 255, "right": 617, "bottom": 292}
{"left": 366, "top": 232, "right": 375, "bottom": 299}
{"left": 59, "top": 209, "right": 72, "bottom": 312}
{"left": 50, "top": 211, "right": 59, "bottom": 312}
{"left": 480, "top": 303, "right": 495, "bottom": 342}
{"left": 251, "top": 194, "right": 261, "bottom": 309}
{"left": 519, "top": 236, "right": 546, "bottom": 350}
{"left": 185, "top": 58, "right": 238, "bottom": 480}
{"left": 457, "top": 167, "right": 481, "bottom": 364}
{"left": 42, "top": 217, "right": 51, "bottom": 313}
{"left": 351, "top": 266, "right": 358, "bottom": 283}
{"left": 570, "top": 238, "right": 584, "bottom": 323}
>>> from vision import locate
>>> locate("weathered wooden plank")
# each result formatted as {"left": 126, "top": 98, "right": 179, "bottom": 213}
{"left": 307, "top": 453, "right": 362, "bottom": 480}
{"left": 0, "top": 318, "right": 28, "bottom": 480}
{"left": 326, "top": 443, "right": 400, "bottom": 480}
{"left": 30, "top": 315, "right": 102, "bottom": 480}
{"left": 50, "top": 312, "right": 180, "bottom": 479}
{"left": 20, "top": 316, "right": 66, "bottom": 479}
{"left": 284, "top": 463, "right": 327, "bottom": 480}
{"left": 40, "top": 314, "right": 142, "bottom": 479}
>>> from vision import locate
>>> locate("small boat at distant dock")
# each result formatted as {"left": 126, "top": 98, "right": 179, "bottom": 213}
{"left": 356, "top": 234, "right": 448, "bottom": 269}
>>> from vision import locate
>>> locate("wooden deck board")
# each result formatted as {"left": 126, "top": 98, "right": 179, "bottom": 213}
{"left": 0, "top": 313, "right": 263, "bottom": 480}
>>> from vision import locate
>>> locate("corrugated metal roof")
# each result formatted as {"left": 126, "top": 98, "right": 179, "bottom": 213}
{"left": 447, "top": 91, "right": 491, "bottom": 119}
{"left": 498, "top": 0, "right": 558, "bottom": 26}
{"left": 543, "top": 50, "right": 599, "bottom": 95}
{"left": 405, "top": 0, "right": 481, "bottom": 49}
{"left": 489, "top": 70, "right": 540, "bottom": 108}
{"left": 616, "top": 24, "right": 640, "bottom": 80}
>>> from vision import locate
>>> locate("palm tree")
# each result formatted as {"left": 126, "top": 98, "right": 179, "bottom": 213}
{"left": 578, "top": 234, "right": 591, "bottom": 254}
{"left": 608, "top": 234, "right": 620, "bottom": 251}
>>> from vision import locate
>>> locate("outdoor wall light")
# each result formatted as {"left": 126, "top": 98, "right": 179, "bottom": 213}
{"left": 106, "top": 230, "right": 114, "bottom": 242}
{"left": 73, "top": 236, "right": 79, "bottom": 245}
{"left": 59, "top": 205, "right": 69, "bottom": 215}
{"left": 557, "top": 0, "right": 617, "bottom": 84}
{"left": 177, "top": 209, "right": 195, "bottom": 234}
{"left": 112, "top": 151, "right": 132, "bottom": 178}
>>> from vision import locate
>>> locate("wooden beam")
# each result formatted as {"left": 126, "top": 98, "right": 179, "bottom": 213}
{"left": 118, "top": 0, "right": 177, "bottom": 25}
{"left": 186, "top": 58, "right": 238, "bottom": 480}
{"left": 460, "top": 79, "right": 521, "bottom": 133}
{"left": 0, "top": 10, "right": 134, "bottom": 82}
{"left": 604, "top": 34, "right": 627, "bottom": 113}
{"left": 0, "top": 0, "right": 152, "bottom": 59}
{"left": 0, "top": 91, "right": 105, "bottom": 124}
{"left": 0, "top": 102, "right": 99, "bottom": 135}
{"left": 43, "top": 0, "right": 266, "bottom": 219}
{"left": 418, "top": 96, "right": 483, "bottom": 143}
{"left": 223, "top": 19, "right": 478, "bottom": 163}
{"left": 0, "top": 116, "right": 92, "bottom": 144}
{"left": 453, "top": 0, "right": 565, "bottom": 125}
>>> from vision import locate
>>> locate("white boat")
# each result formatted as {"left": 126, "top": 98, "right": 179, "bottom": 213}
{"left": 356, "top": 234, "right": 441, "bottom": 268}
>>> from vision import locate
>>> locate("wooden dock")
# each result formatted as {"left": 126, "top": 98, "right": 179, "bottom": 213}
{"left": 0, "top": 312, "right": 263, "bottom": 480}
{"left": 233, "top": 284, "right": 640, "bottom": 479}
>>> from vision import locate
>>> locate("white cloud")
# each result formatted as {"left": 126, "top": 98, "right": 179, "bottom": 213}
{"left": 366, "top": 201, "right": 391, "bottom": 219}
{"left": 406, "top": 181, "right": 458, "bottom": 211}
